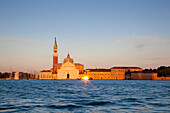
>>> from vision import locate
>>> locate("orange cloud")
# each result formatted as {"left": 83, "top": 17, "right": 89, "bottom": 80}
{"left": 140, "top": 36, "right": 170, "bottom": 44}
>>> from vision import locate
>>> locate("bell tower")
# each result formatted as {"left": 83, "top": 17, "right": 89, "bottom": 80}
{"left": 53, "top": 37, "right": 58, "bottom": 67}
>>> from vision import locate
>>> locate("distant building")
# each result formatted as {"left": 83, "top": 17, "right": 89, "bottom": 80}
{"left": 111, "top": 67, "right": 142, "bottom": 80}
{"left": 14, "top": 70, "right": 19, "bottom": 80}
{"left": 85, "top": 69, "right": 111, "bottom": 80}
{"left": 125, "top": 71, "right": 170, "bottom": 80}
{"left": 57, "top": 54, "right": 79, "bottom": 79}
{"left": 84, "top": 67, "right": 142, "bottom": 80}
{"left": 130, "top": 71, "right": 157, "bottom": 80}
{"left": 39, "top": 38, "right": 84, "bottom": 80}
{"left": 39, "top": 70, "right": 53, "bottom": 80}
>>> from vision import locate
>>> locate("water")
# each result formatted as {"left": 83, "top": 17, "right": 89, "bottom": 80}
{"left": 0, "top": 80, "right": 170, "bottom": 112}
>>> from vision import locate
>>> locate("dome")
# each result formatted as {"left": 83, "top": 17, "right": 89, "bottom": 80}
{"left": 63, "top": 53, "right": 74, "bottom": 64}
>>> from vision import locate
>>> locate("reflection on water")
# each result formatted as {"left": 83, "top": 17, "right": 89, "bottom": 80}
{"left": 0, "top": 80, "right": 170, "bottom": 112}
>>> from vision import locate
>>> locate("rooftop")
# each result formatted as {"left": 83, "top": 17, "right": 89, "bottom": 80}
{"left": 40, "top": 70, "right": 51, "bottom": 72}
{"left": 111, "top": 67, "right": 142, "bottom": 69}
{"left": 54, "top": 63, "right": 83, "bottom": 66}
{"left": 86, "top": 69, "right": 111, "bottom": 72}
{"left": 131, "top": 71, "right": 156, "bottom": 73}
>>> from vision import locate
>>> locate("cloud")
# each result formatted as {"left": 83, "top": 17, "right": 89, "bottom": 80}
{"left": 135, "top": 42, "right": 146, "bottom": 49}
{"left": 142, "top": 56, "right": 170, "bottom": 60}
{"left": 140, "top": 36, "right": 170, "bottom": 44}
{"left": 0, "top": 38, "right": 51, "bottom": 45}
{"left": 119, "top": 35, "right": 170, "bottom": 49}
{"left": 126, "top": 37, "right": 147, "bottom": 49}
{"left": 116, "top": 40, "right": 123, "bottom": 43}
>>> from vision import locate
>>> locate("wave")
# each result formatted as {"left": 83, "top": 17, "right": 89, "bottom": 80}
{"left": 85, "top": 101, "right": 113, "bottom": 106}
{"left": 47, "top": 104, "right": 82, "bottom": 109}
{"left": 121, "top": 98, "right": 143, "bottom": 103}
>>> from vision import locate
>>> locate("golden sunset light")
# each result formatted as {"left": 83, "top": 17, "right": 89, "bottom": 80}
{"left": 0, "top": 0, "right": 170, "bottom": 112}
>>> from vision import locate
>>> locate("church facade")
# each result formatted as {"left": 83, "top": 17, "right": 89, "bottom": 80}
{"left": 39, "top": 38, "right": 84, "bottom": 80}
{"left": 57, "top": 54, "right": 79, "bottom": 79}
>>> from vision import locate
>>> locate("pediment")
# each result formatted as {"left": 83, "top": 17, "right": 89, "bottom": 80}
{"left": 61, "top": 62, "right": 76, "bottom": 69}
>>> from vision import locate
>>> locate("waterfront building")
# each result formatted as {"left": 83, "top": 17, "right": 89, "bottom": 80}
{"left": 111, "top": 67, "right": 142, "bottom": 80}
{"left": 84, "top": 67, "right": 142, "bottom": 80}
{"left": 57, "top": 54, "right": 79, "bottom": 79}
{"left": 39, "top": 70, "right": 53, "bottom": 80}
{"left": 39, "top": 38, "right": 84, "bottom": 80}
{"left": 129, "top": 72, "right": 170, "bottom": 80}
{"left": 85, "top": 69, "right": 111, "bottom": 80}
{"left": 14, "top": 70, "right": 19, "bottom": 80}
{"left": 130, "top": 72, "right": 157, "bottom": 80}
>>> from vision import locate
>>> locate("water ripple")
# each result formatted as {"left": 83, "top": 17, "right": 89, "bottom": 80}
{"left": 47, "top": 104, "right": 82, "bottom": 109}
{"left": 0, "top": 80, "right": 170, "bottom": 112}
{"left": 85, "top": 101, "right": 113, "bottom": 106}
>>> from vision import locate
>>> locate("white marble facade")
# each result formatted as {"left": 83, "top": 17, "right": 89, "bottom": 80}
{"left": 57, "top": 54, "right": 79, "bottom": 79}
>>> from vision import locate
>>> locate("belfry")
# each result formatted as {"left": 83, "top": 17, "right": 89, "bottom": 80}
{"left": 53, "top": 37, "right": 58, "bottom": 71}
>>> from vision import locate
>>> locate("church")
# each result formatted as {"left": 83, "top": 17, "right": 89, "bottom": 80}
{"left": 39, "top": 38, "right": 84, "bottom": 80}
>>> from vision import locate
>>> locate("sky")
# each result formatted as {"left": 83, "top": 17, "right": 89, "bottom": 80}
{"left": 0, "top": 0, "right": 170, "bottom": 73}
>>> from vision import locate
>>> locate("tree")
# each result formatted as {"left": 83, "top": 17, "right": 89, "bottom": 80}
{"left": 157, "top": 66, "right": 170, "bottom": 77}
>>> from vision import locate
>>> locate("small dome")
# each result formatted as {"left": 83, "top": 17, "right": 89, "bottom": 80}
{"left": 63, "top": 53, "right": 74, "bottom": 63}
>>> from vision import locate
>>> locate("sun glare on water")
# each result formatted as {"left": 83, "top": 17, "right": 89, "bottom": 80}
{"left": 82, "top": 76, "right": 89, "bottom": 80}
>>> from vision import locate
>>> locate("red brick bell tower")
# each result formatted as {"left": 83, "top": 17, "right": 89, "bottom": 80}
{"left": 53, "top": 37, "right": 58, "bottom": 68}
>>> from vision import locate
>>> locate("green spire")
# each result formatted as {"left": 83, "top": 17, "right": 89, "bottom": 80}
{"left": 54, "top": 37, "right": 57, "bottom": 48}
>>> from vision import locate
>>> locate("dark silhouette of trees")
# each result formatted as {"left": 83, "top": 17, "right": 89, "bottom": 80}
{"left": 157, "top": 66, "right": 170, "bottom": 77}
{"left": 143, "top": 66, "right": 170, "bottom": 77}
{"left": 0, "top": 72, "right": 10, "bottom": 78}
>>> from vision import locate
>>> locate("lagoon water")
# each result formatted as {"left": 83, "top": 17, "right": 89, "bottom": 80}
{"left": 0, "top": 80, "right": 170, "bottom": 112}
